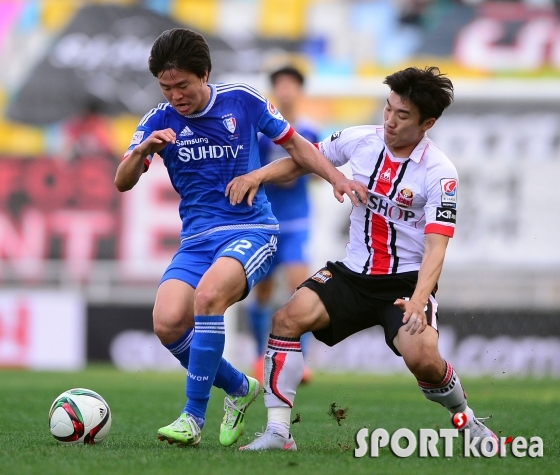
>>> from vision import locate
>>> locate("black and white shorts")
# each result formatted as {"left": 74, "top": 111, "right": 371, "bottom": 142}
{"left": 299, "top": 261, "right": 438, "bottom": 356}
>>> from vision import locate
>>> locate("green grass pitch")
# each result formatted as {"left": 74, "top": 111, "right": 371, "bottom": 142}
{"left": 0, "top": 366, "right": 558, "bottom": 475}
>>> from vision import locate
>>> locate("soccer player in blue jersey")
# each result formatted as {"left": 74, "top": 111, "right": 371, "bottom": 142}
{"left": 248, "top": 66, "right": 318, "bottom": 383}
{"left": 114, "top": 28, "right": 367, "bottom": 447}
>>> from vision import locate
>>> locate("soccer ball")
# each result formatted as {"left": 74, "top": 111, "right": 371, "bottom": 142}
{"left": 48, "top": 388, "right": 112, "bottom": 444}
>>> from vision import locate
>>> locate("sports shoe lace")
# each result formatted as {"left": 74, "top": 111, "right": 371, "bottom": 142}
{"left": 170, "top": 416, "right": 187, "bottom": 430}
{"left": 170, "top": 415, "right": 197, "bottom": 432}
{"left": 223, "top": 397, "right": 242, "bottom": 423}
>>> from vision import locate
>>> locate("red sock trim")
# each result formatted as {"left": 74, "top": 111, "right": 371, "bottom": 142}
{"left": 417, "top": 361, "right": 453, "bottom": 389}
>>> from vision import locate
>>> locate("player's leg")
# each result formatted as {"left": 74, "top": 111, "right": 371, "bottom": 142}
{"left": 247, "top": 276, "right": 274, "bottom": 383}
{"left": 154, "top": 278, "right": 246, "bottom": 389}
{"left": 284, "top": 262, "right": 313, "bottom": 382}
{"left": 281, "top": 229, "right": 313, "bottom": 380}
{"left": 153, "top": 278, "right": 195, "bottom": 361}
{"left": 391, "top": 298, "right": 499, "bottom": 454}
{"left": 184, "top": 232, "right": 277, "bottom": 446}
{"left": 154, "top": 243, "right": 251, "bottom": 446}
{"left": 240, "top": 286, "right": 329, "bottom": 451}
{"left": 241, "top": 262, "right": 369, "bottom": 451}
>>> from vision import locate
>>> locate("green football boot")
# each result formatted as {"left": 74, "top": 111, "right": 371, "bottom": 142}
{"left": 157, "top": 413, "right": 202, "bottom": 446}
{"left": 219, "top": 376, "right": 261, "bottom": 446}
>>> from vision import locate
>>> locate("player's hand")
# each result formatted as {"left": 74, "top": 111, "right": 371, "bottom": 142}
{"left": 136, "top": 128, "right": 176, "bottom": 156}
{"left": 225, "top": 171, "right": 261, "bottom": 206}
{"left": 394, "top": 298, "right": 427, "bottom": 335}
{"left": 331, "top": 176, "right": 368, "bottom": 206}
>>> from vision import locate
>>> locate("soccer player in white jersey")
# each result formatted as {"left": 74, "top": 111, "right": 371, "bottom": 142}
{"left": 114, "top": 28, "right": 367, "bottom": 447}
{"left": 227, "top": 66, "right": 499, "bottom": 452}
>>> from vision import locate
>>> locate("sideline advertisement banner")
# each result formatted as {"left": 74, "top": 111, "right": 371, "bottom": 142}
{"left": 87, "top": 304, "right": 238, "bottom": 371}
{"left": 256, "top": 308, "right": 560, "bottom": 378}
{"left": 0, "top": 156, "right": 179, "bottom": 283}
{"left": 86, "top": 304, "right": 560, "bottom": 378}
{"left": 0, "top": 290, "right": 85, "bottom": 370}
{"left": 87, "top": 305, "right": 180, "bottom": 371}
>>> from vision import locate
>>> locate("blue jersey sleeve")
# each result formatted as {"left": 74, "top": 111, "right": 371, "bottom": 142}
{"left": 124, "top": 103, "right": 170, "bottom": 169}
{"left": 239, "top": 89, "right": 293, "bottom": 144}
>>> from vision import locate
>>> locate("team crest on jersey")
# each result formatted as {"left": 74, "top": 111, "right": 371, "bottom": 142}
{"left": 223, "top": 117, "right": 237, "bottom": 133}
{"left": 179, "top": 125, "right": 194, "bottom": 137}
{"left": 311, "top": 270, "right": 332, "bottom": 284}
{"left": 379, "top": 168, "right": 392, "bottom": 183}
{"left": 440, "top": 178, "right": 457, "bottom": 208}
{"left": 394, "top": 188, "right": 414, "bottom": 208}
{"left": 130, "top": 131, "right": 144, "bottom": 145}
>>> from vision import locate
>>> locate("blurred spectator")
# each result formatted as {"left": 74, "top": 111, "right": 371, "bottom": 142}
{"left": 395, "top": 0, "right": 435, "bottom": 26}
{"left": 58, "top": 101, "right": 115, "bottom": 161}
{"left": 248, "top": 65, "right": 320, "bottom": 384}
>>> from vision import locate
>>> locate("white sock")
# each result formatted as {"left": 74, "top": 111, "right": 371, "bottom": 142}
{"left": 263, "top": 334, "right": 304, "bottom": 410}
{"left": 267, "top": 408, "right": 290, "bottom": 438}
{"left": 417, "top": 361, "right": 468, "bottom": 414}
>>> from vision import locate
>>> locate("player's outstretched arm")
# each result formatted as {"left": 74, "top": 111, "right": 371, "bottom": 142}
{"left": 281, "top": 133, "right": 367, "bottom": 206}
{"left": 114, "top": 129, "right": 176, "bottom": 192}
{"left": 226, "top": 157, "right": 306, "bottom": 206}
{"left": 394, "top": 233, "right": 449, "bottom": 335}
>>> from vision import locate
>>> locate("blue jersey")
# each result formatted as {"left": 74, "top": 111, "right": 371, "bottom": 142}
{"left": 126, "top": 83, "right": 294, "bottom": 240}
{"left": 258, "top": 119, "right": 319, "bottom": 229}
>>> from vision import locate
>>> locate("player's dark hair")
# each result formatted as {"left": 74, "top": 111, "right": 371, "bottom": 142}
{"left": 149, "top": 28, "right": 211, "bottom": 79}
{"left": 383, "top": 66, "right": 454, "bottom": 123}
{"left": 270, "top": 65, "right": 305, "bottom": 86}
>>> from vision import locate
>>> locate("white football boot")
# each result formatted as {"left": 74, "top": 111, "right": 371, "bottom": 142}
{"left": 460, "top": 416, "right": 500, "bottom": 455}
{"left": 239, "top": 428, "right": 297, "bottom": 451}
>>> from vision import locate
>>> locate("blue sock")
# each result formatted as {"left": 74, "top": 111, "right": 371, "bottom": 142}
{"left": 229, "top": 375, "right": 248, "bottom": 397}
{"left": 214, "top": 359, "right": 245, "bottom": 395}
{"left": 184, "top": 315, "right": 225, "bottom": 419}
{"left": 164, "top": 327, "right": 244, "bottom": 398}
{"left": 247, "top": 300, "right": 273, "bottom": 356}
{"left": 164, "top": 328, "right": 194, "bottom": 370}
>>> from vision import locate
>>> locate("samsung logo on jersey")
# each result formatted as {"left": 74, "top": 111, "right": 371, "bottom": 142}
{"left": 176, "top": 138, "right": 209, "bottom": 146}
{"left": 178, "top": 145, "right": 244, "bottom": 162}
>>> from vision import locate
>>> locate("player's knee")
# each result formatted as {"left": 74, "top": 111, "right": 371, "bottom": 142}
{"left": 153, "top": 308, "right": 185, "bottom": 344}
{"left": 271, "top": 306, "right": 306, "bottom": 338}
{"left": 193, "top": 287, "right": 222, "bottom": 314}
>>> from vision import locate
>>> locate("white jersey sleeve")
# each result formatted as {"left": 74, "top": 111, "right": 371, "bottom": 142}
{"left": 317, "top": 127, "right": 370, "bottom": 167}
{"left": 424, "top": 151, "right": 458, "bottom": 237}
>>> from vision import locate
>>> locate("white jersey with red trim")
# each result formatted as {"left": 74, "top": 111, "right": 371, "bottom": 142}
{"left": 318, "top": 125, "right": 458, "bottom": 275}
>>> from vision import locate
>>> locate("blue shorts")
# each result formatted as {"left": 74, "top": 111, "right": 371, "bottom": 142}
{"left": 268, "top": 229, "right": 309, "bottom": 274}
{"left": 160, "top": 230, "right": 278, "bottom": 297}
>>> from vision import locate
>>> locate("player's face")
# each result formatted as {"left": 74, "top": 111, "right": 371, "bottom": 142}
{"left": 272, "top": 75, "right": 302, "bottom": 112}
{"left": 383, "top": 91, "right": 435, "bottom": 157}
{"left": 157, "top": 69, "right": 210, "bottom": 115}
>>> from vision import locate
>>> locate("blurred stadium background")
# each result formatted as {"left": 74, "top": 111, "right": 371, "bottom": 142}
{"left": 0, "top": 0, "right": 559, "bottom": 378}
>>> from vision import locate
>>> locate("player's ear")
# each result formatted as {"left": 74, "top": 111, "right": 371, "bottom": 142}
{"left": 422, "top": 117, "right": 436, "bottom": 132}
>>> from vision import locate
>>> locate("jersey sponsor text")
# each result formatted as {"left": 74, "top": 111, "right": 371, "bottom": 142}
{"left": 366, "top": 192, "right": 416, "bottom": 223}
{"left": 177, "top": 144, "right": 244, "bottom": 162}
